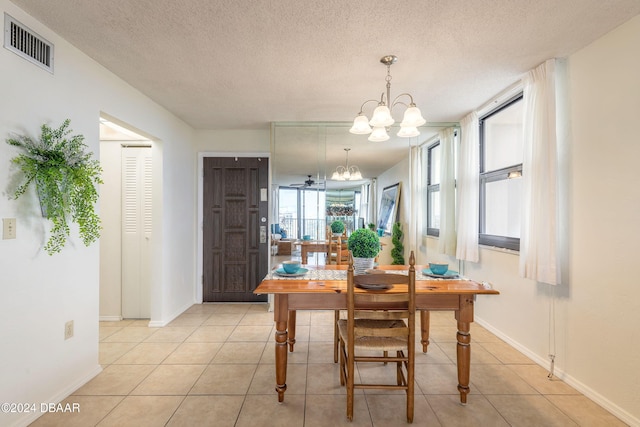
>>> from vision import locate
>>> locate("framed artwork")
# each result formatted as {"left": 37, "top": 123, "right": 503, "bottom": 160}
{"left": 377, "top": 182, "right": 401, "bottom": 235}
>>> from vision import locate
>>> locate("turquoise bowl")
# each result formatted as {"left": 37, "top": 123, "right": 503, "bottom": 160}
{"left": 429, "top": 263, "right": 449, "bottom": 275}
{"left": 282, "top": 260, "right": 301, "bottom": 274}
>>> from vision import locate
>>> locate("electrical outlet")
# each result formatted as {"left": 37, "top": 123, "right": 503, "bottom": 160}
{"left": 2, "top": 218, "right": 16, "bottom": 239}
{"left": 64, "top": 320, "right": 74, "bottom": 340}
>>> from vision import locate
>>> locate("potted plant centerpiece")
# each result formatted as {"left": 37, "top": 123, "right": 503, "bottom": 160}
{"left": 330, "top": 220, "right": 345, "bottom": 236}
{"left": 347, "top": 228, "right": 380, "bottom": 274}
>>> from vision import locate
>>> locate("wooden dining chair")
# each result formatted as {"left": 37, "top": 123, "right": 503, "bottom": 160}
{"left": 337, "top": 251, "right": 416, "bottom": 422}
{"left": 327, "top": 229, "right": 349, "bottom": 265}
{"left": 328, "top": 230, "right": 349, "bottom": 361}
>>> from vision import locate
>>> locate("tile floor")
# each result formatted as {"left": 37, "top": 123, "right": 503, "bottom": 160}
{"left": 31, "top": 304, "right": 626, "bottom": 426}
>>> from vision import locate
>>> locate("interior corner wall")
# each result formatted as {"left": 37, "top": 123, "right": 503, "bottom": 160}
{"left": 98, "top": 140, "right": 122, "bottom": 319}
{"left": 472, "top": 14, "right": 640, "bottom": 425}
{"left": 0, "top": 2, "right": 197, "bottom": 426}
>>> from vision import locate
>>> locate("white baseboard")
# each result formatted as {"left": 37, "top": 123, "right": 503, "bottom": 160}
{"left": 11, "top": 365, "right": 103, "bottom": 427}
{"left": 148, "top": 300, "right": 196, "bottom": 327}
{"left": 99, "top": 315, "right": 122, "bottom": 322}
{"left": 475, "top": 316, "right": 639, "bottom": 427}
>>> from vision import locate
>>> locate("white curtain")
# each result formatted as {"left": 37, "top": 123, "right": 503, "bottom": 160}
{"left": 519, "top": 59, "right": 559, "bottom": 285}
{"left": 455, "top": 112, "right": 480, "bottom": 262}
{"left": 366, "top": 179, "right": 377, "bottom": 227}
{"left": 409, "top": 144, "right": 421, "bottom": 256}
{"left": 437, "top": 127, "right": 457, "bottom": 255}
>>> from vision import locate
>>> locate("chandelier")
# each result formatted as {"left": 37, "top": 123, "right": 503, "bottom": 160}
{"left": 331, "top": 148, "right": 362, "bottom": 181}
{"left": 349, "top": 55, "right": 426, "bottom": 141}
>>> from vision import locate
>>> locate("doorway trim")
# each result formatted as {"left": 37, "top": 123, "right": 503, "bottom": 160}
{"left": 196, "top": 151, "right": 271, "bottom": 303}
{"left": 99, "top": 113, "right": 161, "bottom": 323}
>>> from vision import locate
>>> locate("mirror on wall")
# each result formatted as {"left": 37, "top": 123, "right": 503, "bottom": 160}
{"left": 377, "top": 182, "right": 401, "bottom": 235}
{"left": 270, "top": 121, "right": 456, "bottom": 265}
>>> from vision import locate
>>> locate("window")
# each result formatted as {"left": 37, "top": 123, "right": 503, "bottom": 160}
{"left": 426, "top": 141, "right": 440, "bottom": 236}
{"left": 479, "top": 94, "right": 523, "bottom": 251}
{"left": 277, "top": 187, "right": 326, "bottom": 240}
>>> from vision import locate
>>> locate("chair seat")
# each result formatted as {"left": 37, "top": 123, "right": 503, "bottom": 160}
{"left": 337, "top": 318, "right": 408, "bottom": 351}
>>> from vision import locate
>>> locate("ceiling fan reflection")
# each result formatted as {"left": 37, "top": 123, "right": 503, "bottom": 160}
{"left": 290, "top": 175, "right": 323, "bottom": 188}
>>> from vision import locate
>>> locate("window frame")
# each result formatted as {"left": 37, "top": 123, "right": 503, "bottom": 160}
{"left": 426, "top": 140, "right": 441, "bottom": 237}
{"left": 478, "top": 93, "right": 523, "bottom": 251}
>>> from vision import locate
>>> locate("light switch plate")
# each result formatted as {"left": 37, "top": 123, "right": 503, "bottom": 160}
{"left": 2, "top": 218, "right": 16, "bottom": 239}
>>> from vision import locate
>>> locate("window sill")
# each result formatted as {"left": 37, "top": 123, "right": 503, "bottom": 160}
{"left": 424, "top": 235, "right": 520, "bottom": 256}
{"left": 479, "top": 244, "right": 519, "bottom": 256}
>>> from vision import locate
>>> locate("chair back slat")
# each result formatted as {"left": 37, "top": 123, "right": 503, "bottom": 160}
{"left": 353, "top": 310, "right": 407, "bottom": 320}
{"left": 355, "top": 326, "right": 409, "bottom": 337}
{"left": 353, "top": 273, "right": 409, "bottom": 286}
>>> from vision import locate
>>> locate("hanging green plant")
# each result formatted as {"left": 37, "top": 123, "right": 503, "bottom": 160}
{"left": 6, "top": 119, "right": 103, "bottom": 255}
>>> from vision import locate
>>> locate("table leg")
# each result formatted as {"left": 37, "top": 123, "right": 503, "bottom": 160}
{"left": 420, "top": 310, "right": 430, "bottom": 353}
{"left": 287, "top": 310, "right": 296, "bottom": 352}
{"left": 301, "top": 246, "right": 308, "bottom": 264}
{"left": 455, "top": 296, "right": 474, "bottom": 404}
{"left": 274, "top": 295, "right": 288, "bottom": 402}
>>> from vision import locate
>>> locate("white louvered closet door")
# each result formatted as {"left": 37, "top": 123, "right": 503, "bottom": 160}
{"left": 121, "top": 147, "right": 152, "bottom": 319}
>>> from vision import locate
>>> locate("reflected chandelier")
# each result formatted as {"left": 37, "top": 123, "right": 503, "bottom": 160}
{"left": 349, "top": 55, "right": 426, "bottom": 141}
{"left": 331, "top": 148, "right": 362, "bottom": 181}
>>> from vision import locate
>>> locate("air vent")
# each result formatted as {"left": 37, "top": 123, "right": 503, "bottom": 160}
{"left": 4, "top": 13, "right": 54, "bottom": 73}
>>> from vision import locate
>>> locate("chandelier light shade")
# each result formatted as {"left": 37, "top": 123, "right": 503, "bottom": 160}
{"left": 396, "top": 126, "right": 420, "bottom": 138}
{"left": 400, "top": 106, "right": 427, "bottom": 127}
{"left": 369, "top": 105, "right": 394, "bottom": 127}
{"left": 331, "top": 148, "right": 363, "bottom": 181}
{"left": 349, "top": 114, "right": 372, "bottom": 134}
{"left": 369, "top": 126, "right": 390, "bottom": 142}
{"left": 349, "top": 55, "right": 426, "bottom": 140}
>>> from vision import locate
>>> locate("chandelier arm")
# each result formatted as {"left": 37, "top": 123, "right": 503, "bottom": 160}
{"left": 392, "top": 100, "right": 409, "bottom": 110}
{"left": 391, "top": 93, "right": 416, "bottom": 109}
{"left": 358, "top": 99, "right": 381, "bottom": 114}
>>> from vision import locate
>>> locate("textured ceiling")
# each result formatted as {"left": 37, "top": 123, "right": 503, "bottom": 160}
{"left": 9, "top": 1, "right": 640, "bottom": 188}
{"left": 11, "top": 0, "right": 640, "bottom": 130}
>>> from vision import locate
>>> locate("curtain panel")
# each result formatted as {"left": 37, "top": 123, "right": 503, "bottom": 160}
{"left": 437, "top": 127, "right": 457, "bottom": 255}
{"left": 455, "top": 112, "right": 480, "bottom": 263}
{"left": 519, "top": 59, "right": 559, "bottom": 285}
{"left": 409, "top": 144, "right": 421, "bottom": 256}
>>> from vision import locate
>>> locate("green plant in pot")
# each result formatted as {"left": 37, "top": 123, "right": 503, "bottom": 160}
{"left": 391, "top": 221, "right": 405, "bottom": 265}
{"left": 347, "top": 228, "right": 380, "bottom": 274}
{"left": 6, "top": 119, "right": 103, "bottom": 255}
{"left": 330, "top": 220, "right": 345, "bottom": 235}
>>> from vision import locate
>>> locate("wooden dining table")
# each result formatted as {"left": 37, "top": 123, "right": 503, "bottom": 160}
{"left": 254, "top": 264, "right": 499, "bottom": 403}
{"left": 298, "top": 240, "right": 330, "bottom": 264}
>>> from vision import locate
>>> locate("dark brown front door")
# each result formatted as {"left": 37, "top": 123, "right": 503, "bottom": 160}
{"left": 203, "top": 156, "right": 268, "bottom": 302}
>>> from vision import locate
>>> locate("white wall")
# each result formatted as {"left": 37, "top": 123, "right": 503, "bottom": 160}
{"left": 468, "top": 15, "right": 640, "bottom": 425}
{"left": 193, "top": 129, "right": 270, "bottom": 153}
{"left": 0, "top": 2, "right": 197, "bottom": 425}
